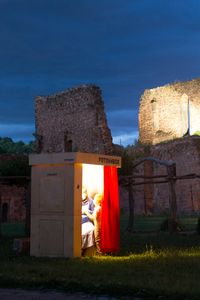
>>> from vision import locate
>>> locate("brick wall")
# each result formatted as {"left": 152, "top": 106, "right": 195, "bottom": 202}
{"left": 35, "top": 84, "right": 113, "bottom": 154}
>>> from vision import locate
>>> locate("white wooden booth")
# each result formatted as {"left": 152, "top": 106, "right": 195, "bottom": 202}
{"left": 29, "top": 152, "right": 121, "bottom": 257}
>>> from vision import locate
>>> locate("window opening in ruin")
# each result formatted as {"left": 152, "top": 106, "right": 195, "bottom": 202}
{"left": 2, "top": 203, "right": 9, "bottom": 223}
{"left": 64, "top": 131, "right": 73, "bottom": 152}
{"left": 151, "top": 98, "right": 157, "bottom": 112}
{"left": 180, "top": 94, "right": 190, "bottom": 137}
{"left": 36, "top": 134, "right": 43, "bottom": 153}
{"left": 65, "top": 139, "right": 72, "bottom": 152}
{"left": 187, "top": 97, "right": 191, "bottom": 136}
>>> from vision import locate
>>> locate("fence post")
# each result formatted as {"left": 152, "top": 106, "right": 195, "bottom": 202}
{"left": 167, "top": 163, "right": 177, "bottom": 232}
{"left": 127, "top": 178, "right": 135, "bottom": 231}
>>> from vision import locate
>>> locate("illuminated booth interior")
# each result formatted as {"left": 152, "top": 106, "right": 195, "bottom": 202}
{"left": 29, "top": 152, "right": 121, "bottom": 257}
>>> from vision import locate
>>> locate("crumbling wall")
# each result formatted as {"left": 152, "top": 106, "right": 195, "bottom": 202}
{"left": 151, "top": 136, "right": 200, "bottom": 214}
{"left": 139, "top": 78, "right": 200, "bottom": 145}
{"left": 125, "top": 136, "right": 200, "bottom": 215}
{"left": 0, "top": 154, "right": 28, "bottom": 223}
{"left": 0, "top": 183, "right": 26, "bottom": 222}
{"left": 35, "top": 84, "right": 113, "bottom": 154}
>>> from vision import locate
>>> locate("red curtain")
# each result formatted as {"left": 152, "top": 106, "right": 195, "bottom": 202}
{"left": 101, "top": 166, "right": 120, "bottom": 253}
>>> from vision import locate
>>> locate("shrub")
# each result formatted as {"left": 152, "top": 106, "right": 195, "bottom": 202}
{"left": 196, "top": 217, "right": 200, "bottom": 234}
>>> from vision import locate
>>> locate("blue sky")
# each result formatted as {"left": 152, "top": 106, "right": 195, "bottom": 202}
{"left": 1, "top": 0, "right": 200, "bottom": 146}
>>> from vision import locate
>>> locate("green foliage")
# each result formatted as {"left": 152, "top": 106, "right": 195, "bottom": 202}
{"left": 0, "top": 156, "right": 30, "bottom": 176}
{"left": 119, "top": 148, "right": 135, "bottom": 176}
{"left": 0, "top": 137, "right": 34, "bottom": 176}
{"left": 1, "top": 223, "right": 26, "bottom": 237}
{"left": 196, "top": 217, "right": 200, "bottom": 234}
{"left": 0, "top": 137, "right": 36, "bottom": 154}
{"left": 113, "top": 141, "right": 149, "bottom": 176}
{"left": 160, "top": 218, "right": 183, "bottom": 232}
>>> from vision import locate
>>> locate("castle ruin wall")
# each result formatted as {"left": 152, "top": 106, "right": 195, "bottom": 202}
{"left": 35, "top": 85, "right": 113, "bottom": 154}
{"left": 139, "top": 78, "right": 200, "bottom": 145}
{"left": 126, "top": 136, "right": 200, "bottom": 215}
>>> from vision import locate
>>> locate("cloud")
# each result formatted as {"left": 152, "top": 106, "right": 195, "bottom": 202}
{"left": 1, "top": 0, "right": 200, "bottom": 144}
{"left": 107, "top": 109, "right": 138, "bottom": 146}
{"left": 113, "top": 131, "right": 138, "bottom": 147}
{"left": 0, "top": 123, "right": 35, "bottom": 142}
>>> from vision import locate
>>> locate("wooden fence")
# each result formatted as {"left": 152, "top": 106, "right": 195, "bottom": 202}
{"left": 120, "top": 156, "right": 200, "bottom": 232}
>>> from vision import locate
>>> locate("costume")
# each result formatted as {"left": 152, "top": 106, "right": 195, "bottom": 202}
{"left": 81, "top": 196, "right": 95, "bottom": 251}
{"left": 82, "top": 197, "right": 94, "bottom": 224}
{"left": 93, "top": 205, "right": 102, "bottom": 253}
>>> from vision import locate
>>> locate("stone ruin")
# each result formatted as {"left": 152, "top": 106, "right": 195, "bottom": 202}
{"left": 0, "top": 155, "right": 27, "bottom": 223}
{"left": 120, "top": 136, "right": 200, "bottom": 215}
{"left": 132, "top": 78, "right": 200, "bottom": 215}
{"left": 130, "top": 137, "right": 200, "bottom": 215}
{"left": 35, "top": 84, "right": 113, "bottom": 154}
{"left": 139, "top": 78, "right": 200, "bottom": 145}
{"left": 0, "top": 85, "right": 113, "bottom": 224}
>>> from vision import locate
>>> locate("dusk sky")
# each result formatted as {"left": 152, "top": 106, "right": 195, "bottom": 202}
{"left": 1, "top": 0, "right": 200, "bottom": 146}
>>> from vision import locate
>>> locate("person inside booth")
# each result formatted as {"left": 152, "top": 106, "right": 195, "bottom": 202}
{"left": 82, "top": 164, "right": 120, "bottom": 255}
{"left": 81, "top": 187, "right": 95, "bottom": 253}
{"left": 81, "top": 186, "right": 94, "bottom": 224}
{"left": 82, "top": 193, "right": 102, "bottom": 254}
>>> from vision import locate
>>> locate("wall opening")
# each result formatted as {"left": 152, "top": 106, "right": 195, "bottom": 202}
{"left": 2, "top": 202, "right": 9, "bottom": 223}
{"left": 64, "top": 131, "right": 73, "bottom": 152}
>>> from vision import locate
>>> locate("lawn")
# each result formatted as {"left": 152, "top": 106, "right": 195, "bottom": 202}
{"left": 0, "top": 216, "right": 200, "bottom": 299}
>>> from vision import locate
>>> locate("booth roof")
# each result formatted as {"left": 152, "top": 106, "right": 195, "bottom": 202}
{"left": 29, "top": 152, "right": 121, "bottom": 168}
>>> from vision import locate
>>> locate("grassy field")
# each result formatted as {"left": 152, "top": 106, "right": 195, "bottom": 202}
{"left": 0, "top": 216, "right": 200, "bottom": 299}
{"left": 121, "top": 214, "right": 198, "bottom": 232}
{"left": 1, "top": 215, "right": 198, "bottom": 237}
{"left": 1, "top": 223, "right": 25, "bottom": 237}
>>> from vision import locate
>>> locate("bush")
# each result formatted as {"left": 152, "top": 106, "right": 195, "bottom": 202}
{"left": 0, "top": 155, "right": 30, "bottom": 176}
{"left": 196, "top": 217, "right": 200, "bottom": 234}
{"left": 160, "top": 218, "right": 183, "bottom": 232}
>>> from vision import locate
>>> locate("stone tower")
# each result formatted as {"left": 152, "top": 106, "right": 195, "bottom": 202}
{"left": 35, "top": 84, "right": 113, "bottom": 154}
{"left": 139, "top": 78, "right": 200, "bottom": 144}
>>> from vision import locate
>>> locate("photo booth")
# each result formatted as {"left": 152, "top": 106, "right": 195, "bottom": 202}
{"left": 29, "top": 152, "right": 121, "bottom": 257}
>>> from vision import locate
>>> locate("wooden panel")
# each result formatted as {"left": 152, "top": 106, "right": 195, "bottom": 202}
{"left": 39, "top": 176, "right": 64, "bottom": 212}
{"left": 39, "top": 220, "right": 64, "bottom": 256}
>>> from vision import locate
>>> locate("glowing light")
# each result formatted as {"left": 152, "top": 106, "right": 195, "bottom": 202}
{"left": 82, "top": 164, "right": 103, "bottom": 197}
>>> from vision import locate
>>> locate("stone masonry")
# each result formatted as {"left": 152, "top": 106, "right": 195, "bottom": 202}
{"left": 127, "top": 136, "right": 200, "bottom": 215}
{"left": 150, "top": 136, "right": 200, "bottom": 214}
{"left": 0, "top": 183, "right": 26, "bottom": 222}
{"left": 0, "top": 155, "right": 28, "bottom": 223}
{"left": 139, "top": 78, "right": 200, "bottom": 145}
{"left": 35, "top": 84, "right": 113, "bottom": 154}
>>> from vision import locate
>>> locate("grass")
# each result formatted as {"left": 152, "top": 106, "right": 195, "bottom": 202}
{"left": 0, "top": 216, "right": 200, "bottom": 299}
{"left": 1, "top": 223, "right": 25, "bottom": 237}
{"left": 123, "top": 215, "right": 198, "bottom": 232}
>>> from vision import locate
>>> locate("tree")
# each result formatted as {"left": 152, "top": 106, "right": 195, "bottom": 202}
{"left": 0, "top": 137, "right": 36, "bottom": 154}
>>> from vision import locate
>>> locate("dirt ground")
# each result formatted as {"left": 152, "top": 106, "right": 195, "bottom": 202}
{"left": 0, "top": 289, "right": 138, "bottom": 300}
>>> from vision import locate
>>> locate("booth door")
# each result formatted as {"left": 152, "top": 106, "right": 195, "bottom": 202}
{"left": 31, "top": 165, "right": 66, "bottom": 257}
